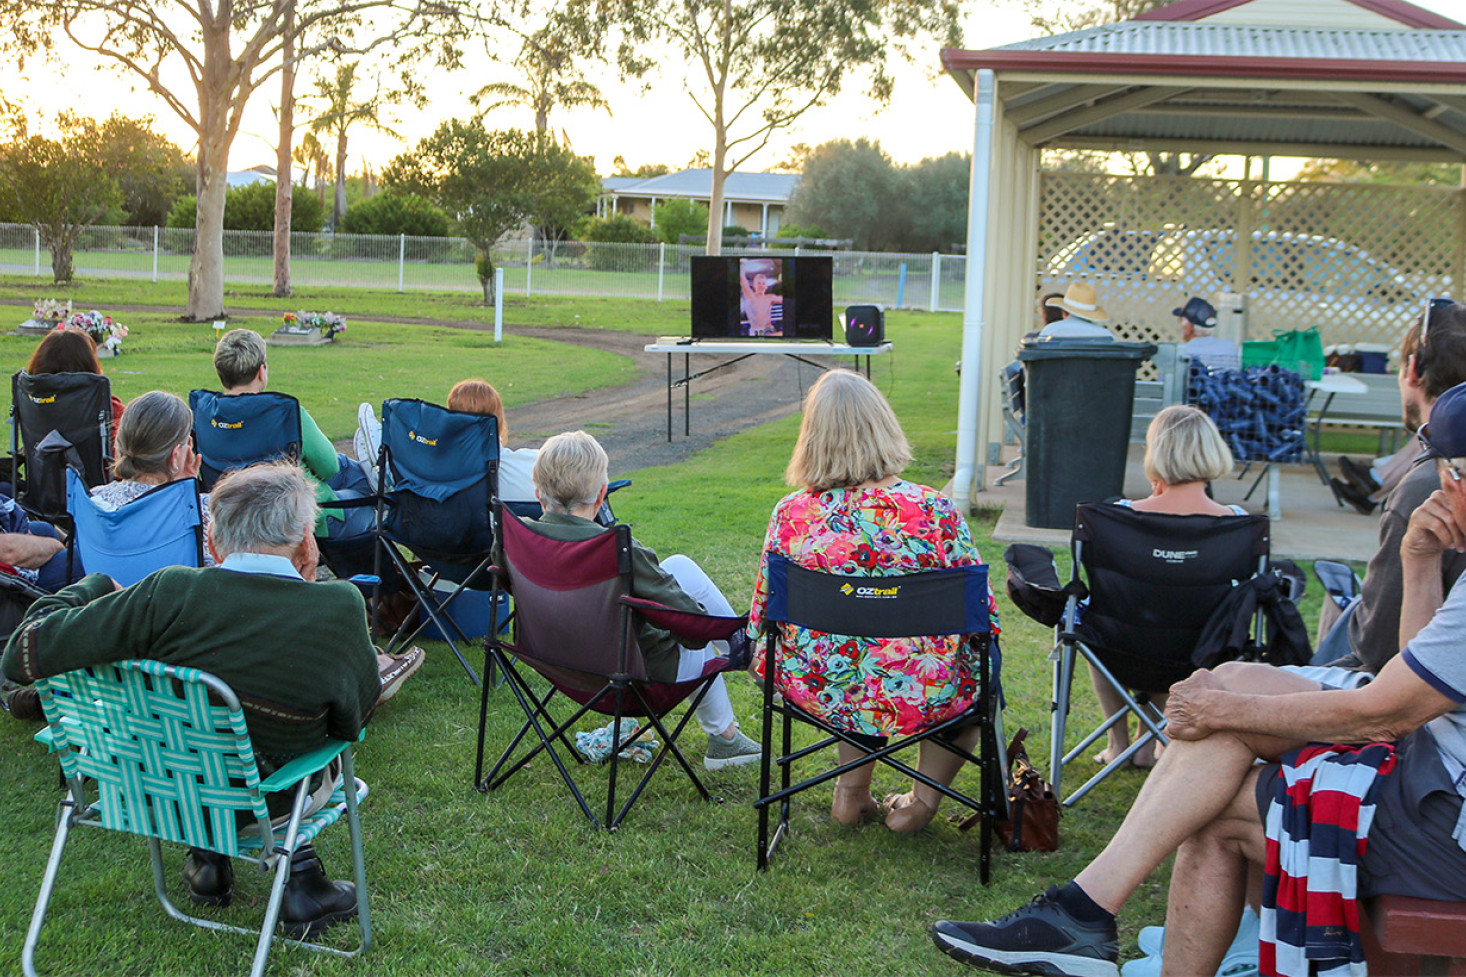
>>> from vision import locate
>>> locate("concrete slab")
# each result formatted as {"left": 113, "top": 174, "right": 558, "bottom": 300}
{"left": 976, "top": 443, "right": 1377, "bottom": 563}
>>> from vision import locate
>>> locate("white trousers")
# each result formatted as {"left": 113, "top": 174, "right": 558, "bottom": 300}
{"left": 661, "top": 554, "right": 737, "bottom": 736}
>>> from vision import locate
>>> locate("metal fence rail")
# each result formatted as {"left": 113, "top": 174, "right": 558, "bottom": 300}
{"left": 0, "top": 223, "right": 968, "bottom": 313}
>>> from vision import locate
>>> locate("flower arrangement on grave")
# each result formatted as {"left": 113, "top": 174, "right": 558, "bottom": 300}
{"left": 31, "top": 299, "right": 71, "bottom": 326}
{"left": 282, "top": 310, "right": 347, "bottom": 336}
{"left": 66, "top": 310, "right": 128, "bottom": 354}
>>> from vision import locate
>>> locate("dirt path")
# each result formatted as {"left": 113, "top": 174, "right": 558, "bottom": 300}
{"left": 0, "top": 299, "right": 810, "bottom": 473}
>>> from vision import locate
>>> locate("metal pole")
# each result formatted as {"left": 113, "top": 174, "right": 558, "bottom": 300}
{"left": 398, "top": 234, "right": 405, "bottom": 292}
{"left": 953, "top": 68, "right": 997, "bottom": 511}
{"left": 494, "top": 268, "right": 504, "bottom": 342}
{"left": 929, "top": 252, "right": 941, "bottom": 312}
{"left": 34, "top": 228, "right": 40, "bottom": 277}
{"left": 152, "top": 226, "right": 160, "bottom": 283}
{"left": 657, "top": 243, "right": 665, "bottom": 301}
{"left": 525, "top": 236, "right": 533, "bottom": 298}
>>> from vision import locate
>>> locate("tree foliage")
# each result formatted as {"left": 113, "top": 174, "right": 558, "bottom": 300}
{"left": 1295, "top": 159, "right": 1466, "bottom": 186}
{"left": 167, "top": 182, "right": 324, "bottom": 233}
{"left": 339, "top": 191, "right": 450, "bottom": 237}
{"left": 0, "top": 0, "right": 478, "bottom": 319}
{"left": 304, "top": 62, "right": 400, "bottom": 229}
{"left": 652, "top": 198, "right": 708, "bottom": 244}
{"left": 785, "top": 139, "right": 904, "bottom": 251}
{"left": 472, "top": 16, "right": 610, "bottom": 139}
{"left": 94, "top": 115, "right": 193, "bottom": 227}
{"left": 570, "top": 0, "right": 961, "bottom": 253}
{"left": 903, "top": 152, "right": 971, "bottom": 253}
{"left": 385, "top": 122, "right": 600, "bottom": 304}
{"left": 0, "top": 114, "right": 121, "bottom": 282}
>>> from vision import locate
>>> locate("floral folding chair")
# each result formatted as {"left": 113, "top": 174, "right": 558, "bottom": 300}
{"left": 21, "top": 659, "right": 371, "bottom": 977}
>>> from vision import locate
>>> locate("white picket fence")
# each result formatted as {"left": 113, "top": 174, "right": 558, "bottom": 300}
{"left": 0, "top": 223, "right": 969, "bottom": 312}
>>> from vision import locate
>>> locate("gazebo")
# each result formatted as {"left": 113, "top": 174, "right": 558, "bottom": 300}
{"left": 941, "top": 0, "right": 1466, "bottom": 509}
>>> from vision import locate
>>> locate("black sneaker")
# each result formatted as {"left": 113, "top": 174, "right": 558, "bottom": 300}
{"left": 930, "top": 886, "right": 1119, "bottom": 977}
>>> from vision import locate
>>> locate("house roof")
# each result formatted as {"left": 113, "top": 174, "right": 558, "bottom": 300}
{"left": 941, "top": 3, "right": 1466, "bottom": 162}
{"left": 601, "top": 168, "right": 799, "bottom": 204}
{"left": 1134, "top": 0, "right": 1463, "bottom": 29}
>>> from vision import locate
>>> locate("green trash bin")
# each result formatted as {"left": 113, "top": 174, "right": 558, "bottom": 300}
{"left": 1017, "top": 339, "right": 1156, "bottom": 529}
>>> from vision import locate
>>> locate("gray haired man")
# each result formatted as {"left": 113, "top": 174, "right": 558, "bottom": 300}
{"left": 3, "top": 462, "right": 381, "bottom": 937}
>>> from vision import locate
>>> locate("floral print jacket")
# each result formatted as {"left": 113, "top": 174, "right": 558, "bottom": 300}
{"left": 747, "top": 480, "right": 998, "bottom": 736}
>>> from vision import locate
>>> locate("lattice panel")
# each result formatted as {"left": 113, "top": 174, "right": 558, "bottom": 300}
{"left": 1037, "top": 173, "right": 1464, "bottom": 375}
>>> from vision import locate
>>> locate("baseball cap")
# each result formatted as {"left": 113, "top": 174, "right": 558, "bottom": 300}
{"left": 1418, "top": 381, "right": 1466, "bottom": 460}
{"left": 1173, "top": 296, "right": 1218, "bottom": 327}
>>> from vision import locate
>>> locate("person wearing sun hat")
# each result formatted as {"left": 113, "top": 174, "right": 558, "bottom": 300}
{"left": 1175, "top": 295, "right": 1241, "bottom": 371}
{"left": 1038, "top": 282, "right": 1116, "bottom": 339}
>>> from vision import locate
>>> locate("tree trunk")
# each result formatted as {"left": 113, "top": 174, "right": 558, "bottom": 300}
{"left": 272, "top": 0, "right": 295, "bottom": 298}
{"left": 476, "top": 249, "right": 495, "bottom": 306}
{"left": 705, "top": 134, "right": 728, "bottom": 255}
{"left": 47, "top": 236, "right": 74, "bottom": 284}
{"left": 187, "top": 138, "right": 229, "bottom": 321}
{"left": 334, "top": 131, "right": 348, "bottom": 229}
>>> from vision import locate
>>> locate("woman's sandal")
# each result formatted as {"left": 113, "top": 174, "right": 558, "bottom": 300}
{"left": 830, "top": 786, "right": 879, "bottom": 826}
{"left": 882, "top": 791, "right": 938, "bottom": 834}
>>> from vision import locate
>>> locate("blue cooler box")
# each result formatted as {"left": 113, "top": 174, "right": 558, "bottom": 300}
{"left": 421, "top": 586, "right": 510, "bottom": 641}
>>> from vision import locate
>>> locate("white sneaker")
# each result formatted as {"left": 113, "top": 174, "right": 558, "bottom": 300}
{"left": 354, "top": 402, "right": 382, "bottom": 491}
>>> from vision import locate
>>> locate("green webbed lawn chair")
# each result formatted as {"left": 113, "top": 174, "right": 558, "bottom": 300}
{"left": 22, "top": 658, "right": 371, "bottom": 977}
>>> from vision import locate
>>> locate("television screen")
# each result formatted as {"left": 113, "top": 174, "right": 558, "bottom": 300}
{"left": 690, "top": 255, "right": 833, "bottom": 341}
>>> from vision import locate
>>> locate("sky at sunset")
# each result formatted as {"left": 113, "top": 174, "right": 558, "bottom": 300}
{"left": 11, "top": 0, "right": 1466, "bottom": 180}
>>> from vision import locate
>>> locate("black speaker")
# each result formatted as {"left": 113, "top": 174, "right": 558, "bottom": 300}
{"left": 844, "top": 305, "right": 884, "bottom": 346}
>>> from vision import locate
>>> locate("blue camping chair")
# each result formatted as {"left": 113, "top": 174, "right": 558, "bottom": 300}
{"left": 66, "top": 470, "right": 204, "bottom": 586}
{"left": 374, "top": 398, "right": 501, "bottom": 683}
{"left": 188, "top": 390, "right": 304, "bottom": 490}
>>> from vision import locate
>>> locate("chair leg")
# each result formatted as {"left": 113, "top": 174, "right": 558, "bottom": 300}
{"left": 1050, "top": 639, "right": 1075, "bottom": 799}
{"left": 757, "top": 668, "right": 775, "bottom": 870}
{"left": 341, "top": 748, "right": 373, "bottom": 958}
{"left": 22, "top": 801, "right": 75, "bottom": 977}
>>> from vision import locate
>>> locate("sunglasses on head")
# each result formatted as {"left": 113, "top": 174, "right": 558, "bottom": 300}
{"left": 1421, "top": 296, "right": 1456, "bottom": 342}
{"left": 1418, "top": 423, "right": 1464, "bottom": 481}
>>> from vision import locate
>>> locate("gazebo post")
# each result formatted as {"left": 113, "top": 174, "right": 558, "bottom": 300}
{"left": 953, "top": 68, "right": 997, "bottom": 511}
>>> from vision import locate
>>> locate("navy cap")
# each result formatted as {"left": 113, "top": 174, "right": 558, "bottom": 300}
{"left": 1420, "top": 381, "right": 1466, "bottom": 459}
{"left": 1173, "top": 296, "right": 1218, "bottom": 327}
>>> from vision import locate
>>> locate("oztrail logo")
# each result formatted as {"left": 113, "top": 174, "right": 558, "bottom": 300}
{"left": 1152, "top": 548, "right": 1199, "bottom": 563}
{"left": 211, "top": 419, "right": 244, "bottom": 429}
{"left": 29, "top": 395, "right": 55, "bottom": 404}
{"left": 841, "top": 583, "right": 900, "bottom": 599}
{"left": 407, "top": 430, "right": 438, "bottom": 447}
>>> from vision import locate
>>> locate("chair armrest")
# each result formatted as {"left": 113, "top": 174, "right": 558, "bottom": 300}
{"left": 257, "top": 738, "right": 354, "bottom": 794}
{"left": 619, "top": 596, "right": 748, "bottom": 643}
{"left": 33, "top": 715, "right": 81, "bottom": 752}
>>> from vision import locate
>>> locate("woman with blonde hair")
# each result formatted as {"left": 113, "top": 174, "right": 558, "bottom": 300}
{"left": 747, "top": 369, "right": 999, "bottom": 832}
{"left": 1092, "top": 403, "right": 1243, "bottom": 767}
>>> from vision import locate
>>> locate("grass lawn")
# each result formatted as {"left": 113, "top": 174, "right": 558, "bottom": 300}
{"left": 0, "top": 281, "right": 1344, "bottom": 975}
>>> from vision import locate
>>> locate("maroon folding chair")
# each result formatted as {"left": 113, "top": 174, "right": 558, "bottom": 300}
{"left": 473, "top": 506, "right": 748, "bottom": 830}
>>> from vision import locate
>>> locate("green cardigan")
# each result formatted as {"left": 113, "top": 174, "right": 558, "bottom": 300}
{"left": 3, "top": 568, "right": 380, "bottom": 773}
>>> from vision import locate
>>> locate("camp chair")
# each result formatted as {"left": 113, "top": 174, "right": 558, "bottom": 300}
{"left": 188, "top": 390, "right": 304, "bottom": 489}
{"left": 753, "top": 555, "right": 1002, "bottom": 883}
{"left": 66, "top": 470, "right": 204, "bottom": 586}
{"left": 995, "top": 361, "right": 1025, "bottom": 486}
{"left": 22, "top": 659, "right": 370, "bottom": 977}
{"left": 1049, "top": 502, "right": 1270, "bottom": 806}
{"left": 11, "top": 371, "right": 114, "bottom": 524}
{"left": 473, "top": 506, "right": 748, "bottom": 830}
{"left": 373, "top": 398, "right": 502, "bottom": 683}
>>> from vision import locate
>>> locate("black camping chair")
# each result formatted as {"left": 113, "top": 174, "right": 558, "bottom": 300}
{"left": 373, "top": 398, "right": 502, "bottom": 684}
{"left": 1049, "top": 503, "right": 1270, "bottom": 806}
{"left": 474, "top": 505, "right": 748, "bottom": 830}
{"left": 11, "top": 371, "right": 114, "bottom": 525}
{"left": 753, "top": 554, "right": 1003, "bottom": 883}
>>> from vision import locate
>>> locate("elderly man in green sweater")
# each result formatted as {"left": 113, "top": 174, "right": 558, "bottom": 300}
{"left": 2, "top": 463, "right": 380, "bottom": 938}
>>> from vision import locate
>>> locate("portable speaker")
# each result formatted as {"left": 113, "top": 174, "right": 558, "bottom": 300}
{"left": 844, "top": 305, "right": 884, "bottom": 347}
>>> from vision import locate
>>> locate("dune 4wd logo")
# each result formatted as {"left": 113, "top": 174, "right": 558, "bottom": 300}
{"left": 1153, "top": 547, "right": 1199, "bottom": 564}
{"left": 839, "top": 582, "right": 900, "bottom": 599}
{"left": 210, "top": 418, "right": 243, "bottom": 429}
{"left": 407, "top": 430, "right": 438, "bottom": 447}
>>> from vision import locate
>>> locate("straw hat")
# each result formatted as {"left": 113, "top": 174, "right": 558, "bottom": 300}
{"left": 1045, "top": 282, "right": 1110, "bottom": 323}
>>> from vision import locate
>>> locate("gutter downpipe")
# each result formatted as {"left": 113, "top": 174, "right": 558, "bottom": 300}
{"left": 953, "top": 68, "right": 996, "bottom": 512}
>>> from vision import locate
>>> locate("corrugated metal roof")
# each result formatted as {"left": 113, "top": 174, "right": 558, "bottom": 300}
{"left": 998, "top": 20, "right": 1466, "bottom": 60}
{"left": 603, "top": 168, "right": 800, "bottom": 203}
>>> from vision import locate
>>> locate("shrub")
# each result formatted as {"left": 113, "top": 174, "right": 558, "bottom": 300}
{"left": 651, "top": 198, "right": 709, "bottom": 245}
{"left": 164, "top": 182, "right": 324, "bottom": 233}
{"left": 339, "top": 192, "right": 449, "bottom": 238}
{"left": 578, "top": 214, "right": 657, "bottom": 271}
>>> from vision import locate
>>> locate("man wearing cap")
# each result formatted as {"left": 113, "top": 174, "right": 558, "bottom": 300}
{"left": 1176, "top": 296, "right": 1241, "bottom": 371}
{"left": 928, "top": 380, "right": 1466, "bottom": 977}
{"left": 1038, "top": 282, "right": 1115, "bottom": 339}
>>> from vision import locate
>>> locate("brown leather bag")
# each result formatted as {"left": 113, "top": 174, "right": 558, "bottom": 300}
{"left": 995, "top": 728, "right": 1060, "bottom": 852}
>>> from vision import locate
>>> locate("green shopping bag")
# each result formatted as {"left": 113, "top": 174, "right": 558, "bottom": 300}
{"left": 1241, "top": 327, "right": 1325, "bottom": 380}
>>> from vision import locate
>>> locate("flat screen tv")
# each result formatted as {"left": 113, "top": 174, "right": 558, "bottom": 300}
{"left": 690, "top": 255, "right": 833, "bottom": 341}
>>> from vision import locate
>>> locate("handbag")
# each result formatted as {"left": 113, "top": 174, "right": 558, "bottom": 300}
{"left": 1241, "top": 327, "right": 1325, "bottom": 380}
{"left": 994, "top": 728, "right": 1060, "bottom": 852}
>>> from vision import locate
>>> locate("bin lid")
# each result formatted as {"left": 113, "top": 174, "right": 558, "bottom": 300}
{"left": 1018, "top": 339, "right": 1157, "bottom": 362}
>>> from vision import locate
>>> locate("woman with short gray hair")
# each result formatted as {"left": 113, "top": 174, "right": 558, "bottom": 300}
{"left": 529, "top": 431, "right": 763, "bottom": 771}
